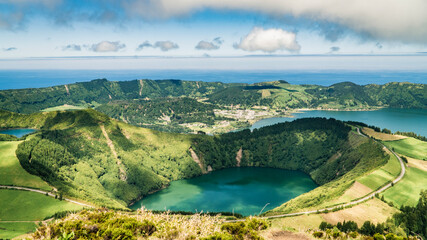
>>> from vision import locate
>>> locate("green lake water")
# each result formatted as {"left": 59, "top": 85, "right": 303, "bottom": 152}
{"left": 0, "top": 129, "right": 36, "bottom": 138}
{"left": 130, "top": 167, "right": 317, "bottom": 216}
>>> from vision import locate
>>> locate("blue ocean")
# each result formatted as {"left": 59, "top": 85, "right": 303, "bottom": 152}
{"left": 0, "top": 70, "right": 426, "bottom": 90}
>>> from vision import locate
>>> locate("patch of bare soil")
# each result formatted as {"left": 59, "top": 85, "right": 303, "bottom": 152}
{"left": 263, "top": 229, "right": 313, "bottom": 240}
{"left": 362, "top": 127, "right": 407, "bottom": 141}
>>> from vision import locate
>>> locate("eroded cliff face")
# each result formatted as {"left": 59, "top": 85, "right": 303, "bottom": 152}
{"left": 189, "top": 147, "right": 206, "bottom": 173}
{"left": 236, "top": 147, "right": 242, "bottom": 167}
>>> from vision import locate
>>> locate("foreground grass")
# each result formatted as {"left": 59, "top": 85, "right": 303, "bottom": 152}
{"left": 0, "top": 141, "right": 51, "bottom": 190}
{"left": 383, "top": 138, "right": 427, "bottom": 160}
{"left": 382, "top": 167, "right": 427, "bottom": 207}
{"left": 0, "top": 222, "right": 37, "bottom": 239}
{"left": 32, "top": 209, "right": 269, "bottom": 240}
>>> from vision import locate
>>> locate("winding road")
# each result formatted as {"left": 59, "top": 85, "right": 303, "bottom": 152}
{"left": 229, "top": 128, "right": 406, "bottom": 221}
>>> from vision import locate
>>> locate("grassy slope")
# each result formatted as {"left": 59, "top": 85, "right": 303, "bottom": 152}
{"left": 0, "top": 189, "right": 82, "bottom": 239}
{"left": 383, "top": 137, "right": 427, "bottom": 160}
{"left": 357, "top": 149, "right": 401, "bottom": 190}
{"left": 270, "top": 198, "right": 398, "bottom": 232}
{"left": 0, "top": 190, "right": 82, "bottom": 221}
{"left": 0, "top": 140, "right": 51, "bottom": 190}
{"left": 42, "top": 104, "right": 86, "bottom": 112}
{"left": 0, "top": 222, "right": 37, "bottom": 239}
{"left": 382, "top": 166, "right": 427, "bottom": 207}
{"left": 8, "top": 109, "right": 201, "bottom": 208}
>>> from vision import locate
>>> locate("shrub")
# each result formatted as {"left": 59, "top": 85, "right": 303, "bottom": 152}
{"left": 373, "top": 233, "right": 386, "bottom": 240}
{"left": 313, "top": 231, "right": 324, "bottom": 238}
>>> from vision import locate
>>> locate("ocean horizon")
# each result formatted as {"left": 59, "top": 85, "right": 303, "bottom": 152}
{"left": 1, "top": 69, "right": 426, "bottom": 90}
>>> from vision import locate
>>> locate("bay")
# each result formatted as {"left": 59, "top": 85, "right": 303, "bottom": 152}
{"left": 251, "top": 108, "right": 427, "bottom": 137}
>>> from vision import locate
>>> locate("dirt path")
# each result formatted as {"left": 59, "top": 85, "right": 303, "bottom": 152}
{"left": 99, "top": 124, "right": 127, "bottom": 181}
{"left": 64, "top": 85, "right": 70, "bottom": 95}
{"left": 227, "top": 128, "right": 406, "bottom": 222}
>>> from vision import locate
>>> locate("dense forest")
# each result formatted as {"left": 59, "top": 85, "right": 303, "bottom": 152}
{"left": 0, "top": 109, "right": 389, "bottom": 213}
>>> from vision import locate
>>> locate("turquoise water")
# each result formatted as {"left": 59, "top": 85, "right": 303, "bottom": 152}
{"left": 251, "top": 108, "right": 427, "bottom": 137}
{"left": 130, "top": 167, "right": 317, "bottom": 216}
{"left": 0, "top": 129, "right": 36, "bottom": 138}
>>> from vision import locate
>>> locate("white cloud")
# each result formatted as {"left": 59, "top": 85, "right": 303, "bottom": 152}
{"left": 234, "top": 27, "right": 301, "bottom": 53}
{"left": 154, "top": 41, "right": 179, "bottom": 51}
{"left": 195, "top": 40, "right": 219, "bottom": 50}
{"left": 90, "top": 41, "right": 125, "bottom": 52}
{"left": 123, "top": 0, "right": 427, "bottom": 43}
{"left": 136, "top": 41, "right": 153, "bottom": 51}
{"left": 137, "top": 40, "right": 179, "bottom": 51}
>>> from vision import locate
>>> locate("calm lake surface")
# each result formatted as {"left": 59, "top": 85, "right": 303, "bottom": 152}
{"left": 251, "top": 108, "right": 427, "bottom": 137}
{"left": 0, "top": 129, "right": 36, "bottom": 138}
{"left": 130, "top": 167, "right": 317, "bottom": 216}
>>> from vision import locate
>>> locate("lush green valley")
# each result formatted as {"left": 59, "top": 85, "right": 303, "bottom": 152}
{"left": 0, "top": 109, "right": 388, "bottom": 213}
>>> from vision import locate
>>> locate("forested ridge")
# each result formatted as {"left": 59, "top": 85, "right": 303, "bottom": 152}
{"left": 0, "top": 79, "right": 425, "bottom": 113}
{"left": 0, "top": 109, "right": 389, "bottom": 212}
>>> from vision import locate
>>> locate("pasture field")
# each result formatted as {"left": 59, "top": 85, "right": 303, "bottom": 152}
{"left": 361, "top": 127, "right": 407, "bottom": 141}
{"left": 0, "top": 189, "right": 83, "bottom": 239}
{"left": 0, "top": 222, "right": 37, "bottom": 240}
{"left": 0, "top": 190, "right": 82, "bottom": 221}
{"left": 269, "top": 198, "right": 397, "bottom": 232}
{"left": 383, "top": 138, "right": 427, "bottom": 160}
{"left": 382, "top": 167, "right": 427, "bottom": 207}
{"left": 41, "top": 104, "right": 86, "bottom": 112}
{"left": 357, "top": 149, "right": 400, "bottom": 190}
{"left": 0, "top": 141, "right": 51, "bottom": 190}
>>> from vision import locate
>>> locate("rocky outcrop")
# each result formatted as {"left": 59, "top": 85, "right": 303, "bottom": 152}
{"left": 189, "top": 147, "right": 206, "bottom": 173}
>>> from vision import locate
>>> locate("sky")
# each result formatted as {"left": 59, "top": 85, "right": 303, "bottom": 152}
{"left": 1, "top": 0, "right": 427, "bottom": 69}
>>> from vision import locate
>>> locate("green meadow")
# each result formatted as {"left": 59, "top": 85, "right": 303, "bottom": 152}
{"left": 382, "top": 167, "right": 427, "bottom": 207}
{"left": 357, "top": 149, "right": 401, "bottom": 190}
{"left": 41, "top": 104, "right": 86, "bottom": 112}
{"left": 0, "top": 222, "right": 37, "bottom": 239}
{"left": 383, "top": 138, "right": 427, "bottom": 160}
{"left": 0, "top": 190, "right": 82, "bottom": 221}
{"left": 0, "top": 189, "right": 83, "bottom": 239}
{"left": 0, "top": 141, "right": 51, "bottom": 190}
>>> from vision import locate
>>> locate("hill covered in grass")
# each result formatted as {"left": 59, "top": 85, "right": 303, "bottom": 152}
{"left": 0, "top": 109, "right": 389, "bottom": 213}
{"left": 0, "top": 79, "right": 425, "bottom": 133}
